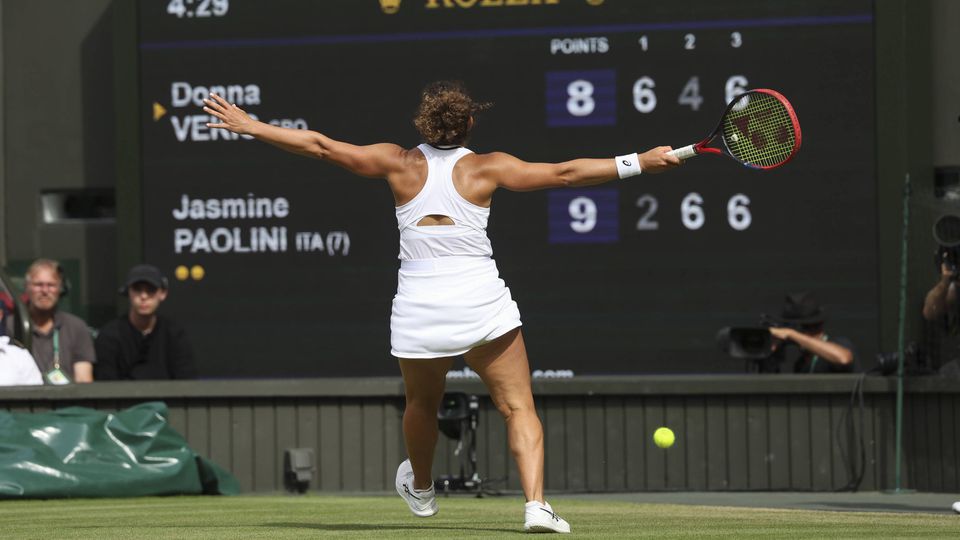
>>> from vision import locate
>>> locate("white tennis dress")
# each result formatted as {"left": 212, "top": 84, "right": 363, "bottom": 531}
{"left": 390, "top": 144, "right": 522, "bottom": 358}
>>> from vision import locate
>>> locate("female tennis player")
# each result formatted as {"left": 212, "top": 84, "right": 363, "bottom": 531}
{"left": 204, "top": 81, "right": 680, "bottom": 533}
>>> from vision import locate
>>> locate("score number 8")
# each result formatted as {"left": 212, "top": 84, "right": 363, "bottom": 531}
{"left": 566, "top": 80, "right": 596, "bottom": 117}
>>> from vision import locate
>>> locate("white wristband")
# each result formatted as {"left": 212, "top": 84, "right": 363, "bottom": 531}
{"left": 615, "top": 153, "right": 642, "bottom": 179}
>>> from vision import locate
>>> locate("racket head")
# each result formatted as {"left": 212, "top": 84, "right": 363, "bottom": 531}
{"left": 705, "top": 89, "right": 802, "bottom": 170}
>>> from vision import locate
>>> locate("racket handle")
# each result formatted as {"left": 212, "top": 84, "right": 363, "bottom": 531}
{"left": 667, "top": 145, "right": 697, "bottom": 160}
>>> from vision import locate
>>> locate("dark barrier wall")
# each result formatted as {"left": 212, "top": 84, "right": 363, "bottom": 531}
{"left": 3, "top": 376, "right": 958, "bottom": 493}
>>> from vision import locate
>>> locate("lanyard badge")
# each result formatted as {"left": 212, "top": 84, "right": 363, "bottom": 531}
{"left": 45, "top": 328, "right": 72, "bottom": 385}
{"left": 45, "top": 367, "right": 71, "bottom": 385}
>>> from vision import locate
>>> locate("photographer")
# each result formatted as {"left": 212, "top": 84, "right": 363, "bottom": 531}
{"left": 924, "top": 218, "right": 960, "bottom": 514}
{"left": 767, "top": 292, "right": 855, "bottom": 373}
{"left": 924, "top": 215, "right": 960, "bottom": 325}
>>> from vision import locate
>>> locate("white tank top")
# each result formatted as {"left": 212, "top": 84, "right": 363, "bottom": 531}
{"left": 395, "top": 144, "right": 493, "bottom": 260}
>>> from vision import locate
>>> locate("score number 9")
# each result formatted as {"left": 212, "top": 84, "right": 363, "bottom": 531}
{"left": 569, "top": 197, "right": 598, "bottom": 232}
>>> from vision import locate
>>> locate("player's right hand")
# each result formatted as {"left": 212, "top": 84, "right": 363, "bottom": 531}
{"left": 204, "top": 93, "right": 256, "bottom": 135}
{"left": 639, "top": 146, "right": 682, "bottom": 174}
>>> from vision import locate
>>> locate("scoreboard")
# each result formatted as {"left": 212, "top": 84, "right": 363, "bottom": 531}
{"left": 138, "top": 0, "right": 877, "bottom": 377}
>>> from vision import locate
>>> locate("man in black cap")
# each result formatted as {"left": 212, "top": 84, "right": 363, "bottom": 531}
{"left": 767, "top": 292, "right": 855, "bottom": 373}
{"left": 94, "top": 264, "right": 197, "bottom": 380}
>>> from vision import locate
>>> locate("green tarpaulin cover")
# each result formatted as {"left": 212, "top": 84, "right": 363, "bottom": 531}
{"left": 0, "top": 401, "right": 239, "bottom": 498}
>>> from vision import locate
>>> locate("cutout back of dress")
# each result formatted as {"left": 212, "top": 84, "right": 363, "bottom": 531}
{"left": 395, "top": 144, "right": 493, "bottom": 261}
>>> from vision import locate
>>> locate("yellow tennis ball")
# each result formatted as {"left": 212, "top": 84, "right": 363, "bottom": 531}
{"left": 174, "top": 265, "right": 189, "bottom": 281}
{"left": 190, "top": 265, "right": 205, "bottom": 281}
{"left": 653, "top": 427, "right": 675, "bottom": 449}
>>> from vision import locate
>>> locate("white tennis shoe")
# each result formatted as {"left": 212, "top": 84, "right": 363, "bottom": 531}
{"left": 395, "top": 459, "right": 438, "bottom": 517}
{"left": 952, "top": 501, "right": 960, "bottom": 514}
{"left": 523, "top": 500, "right": 570, "bottom": 533}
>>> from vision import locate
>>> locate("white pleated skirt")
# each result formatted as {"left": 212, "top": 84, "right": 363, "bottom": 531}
{"left": 390, "top": 256, "right": 522, "bottom": 359}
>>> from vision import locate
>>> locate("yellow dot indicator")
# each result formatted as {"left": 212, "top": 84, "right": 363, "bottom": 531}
{"left": 190, "top": 265, "right": 205, "bottom": 281}
{"left": 175, "top": 265, "right": 189, "bottom": 281}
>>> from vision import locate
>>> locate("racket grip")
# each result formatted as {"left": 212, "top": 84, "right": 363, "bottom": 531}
{"left": 667, "top": 145, "right": 697, "bottom": 160}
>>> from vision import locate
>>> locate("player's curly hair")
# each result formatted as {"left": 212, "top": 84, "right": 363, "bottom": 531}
{"left": 413, "top": 81, "right": 492, "bottom": 146}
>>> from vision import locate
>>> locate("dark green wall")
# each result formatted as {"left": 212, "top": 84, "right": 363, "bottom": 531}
{"left": 2, "top": 376, "right": 958, "bottom": 493}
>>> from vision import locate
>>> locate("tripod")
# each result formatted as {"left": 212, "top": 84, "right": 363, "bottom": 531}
{"left": 434, "top": 392, "right": 482, "bottom": 494}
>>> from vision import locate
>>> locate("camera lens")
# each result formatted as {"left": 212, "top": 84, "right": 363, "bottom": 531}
{"left": 934, "top": 214, "right": 960, "bottom": 246}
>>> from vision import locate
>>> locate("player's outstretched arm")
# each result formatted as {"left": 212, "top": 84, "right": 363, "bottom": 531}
{"left": 483, "top": 146, "right": 681, "bottom": 192}
{"left": 203, "top": 93, "right": 403, "bottom": 179}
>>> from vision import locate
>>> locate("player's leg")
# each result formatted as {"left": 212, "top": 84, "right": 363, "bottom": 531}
{"left": 464, "top": 328, "right": 542, "bottom": 500}
{"left": 397, "top": 357, "right": 453, "bottom": 510}
{"left": 464, "top": 328, "right": 568, "bottom": 532}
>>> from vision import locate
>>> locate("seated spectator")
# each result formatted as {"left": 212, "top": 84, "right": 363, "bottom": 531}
{"left": 767, "top": 292, "right": 856, "bottom": 373}
{"left": 94, "top": 264, "right": 197, "bottom": 380}
{"left": 25, "top": 259, "right": 95, "bottom": 384}
{"left": 0, "top": 335, "right": 42, "bottom": 386}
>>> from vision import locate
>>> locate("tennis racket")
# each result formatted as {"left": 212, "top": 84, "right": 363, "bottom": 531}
{"left": 667, "top": 89, "right": 801, "bottom": 169}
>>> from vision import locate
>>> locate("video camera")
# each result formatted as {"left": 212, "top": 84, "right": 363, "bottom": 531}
{"left": 716, "top": 326, "right": 772, "bottom": 361}
{"left": 933, "top": 214, "right": 960, "bottom": 275}
{"left": 716, "top": 314, "right": 806, "bottom": 361}
{"left": 717, "top": 314, "right": 816, "bottom": 373}
{"left": 875, "top": 342, "right": 925, "bottom": 376}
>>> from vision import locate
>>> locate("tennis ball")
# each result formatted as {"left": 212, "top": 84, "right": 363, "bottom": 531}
{"left": 190, "top": 265, "right": 205, "bottom": 281}
{"left": 653, "top": 427, "right": 675, "bottom": 449}
{"left": 174, "top": 265, "right": 189, "bottom": 281}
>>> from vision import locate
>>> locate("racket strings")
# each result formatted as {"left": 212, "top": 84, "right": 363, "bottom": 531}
{"left": 722, "top": 93, "right": 797, "bottom": 168}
